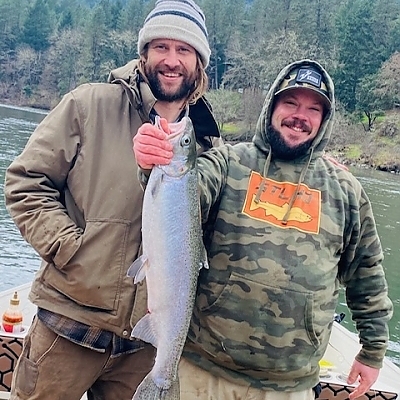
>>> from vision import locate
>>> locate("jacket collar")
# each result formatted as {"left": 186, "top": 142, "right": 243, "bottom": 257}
{"left": 108, "top": 60, "right": 220, "bottom": 139}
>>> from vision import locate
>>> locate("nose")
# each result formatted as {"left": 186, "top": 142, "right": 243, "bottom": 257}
{"left": 291, "top": 105, "right": 309, "bottom": 120}
{"left": 163, "top": 49, "right": 180, "bottom": 68}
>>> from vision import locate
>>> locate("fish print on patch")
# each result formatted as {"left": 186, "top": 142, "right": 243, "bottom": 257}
{"left": 242, "top": 171, "right": 321, "bottom": 234}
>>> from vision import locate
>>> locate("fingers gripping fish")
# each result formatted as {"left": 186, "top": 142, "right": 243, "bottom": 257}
{"left": 128, "top": 116, "right": 208, "bottom": 400}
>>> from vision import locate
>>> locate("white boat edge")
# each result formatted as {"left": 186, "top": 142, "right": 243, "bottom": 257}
{"left": 0, "top": 283, "right": 399, "bottom": 398}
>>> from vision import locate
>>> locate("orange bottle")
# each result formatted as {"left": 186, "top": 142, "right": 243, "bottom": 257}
{"left": 2, "top": 291, "right": 23, "bottom": 333}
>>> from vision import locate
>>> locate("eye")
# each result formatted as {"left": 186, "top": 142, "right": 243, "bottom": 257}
{"left": 177, "top": 45, "right": 194, "bottom": 55}
{"left": 180, "top": 134, "right": 192, "bottom": 147}
{"left": 152, "top": 43, "right": 167, "bottom": 51}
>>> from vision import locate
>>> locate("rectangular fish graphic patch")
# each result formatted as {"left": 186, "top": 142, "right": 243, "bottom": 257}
{"left": 242, "top": 171, "right": 321, "bottom": 234}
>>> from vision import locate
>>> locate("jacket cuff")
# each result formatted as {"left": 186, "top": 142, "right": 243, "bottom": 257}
{"left": 137, "top": 167, "right": 152, "bottom": 189}
{"left": 355, "top": 347, "right": 385, "bottom": 369}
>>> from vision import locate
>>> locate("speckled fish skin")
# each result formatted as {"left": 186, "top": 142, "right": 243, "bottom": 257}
{"left": 128, "top": 116, "right": 207, "bottom": 400}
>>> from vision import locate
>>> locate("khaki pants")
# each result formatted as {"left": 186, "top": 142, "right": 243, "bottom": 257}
{"left": 179, "top": 357, "right": 315, "bottom": 400}
{"left": 10, "top": 318, "right": 156, "bottom": 400}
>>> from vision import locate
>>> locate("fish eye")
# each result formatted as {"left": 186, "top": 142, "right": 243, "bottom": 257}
{"left": 180, "top": 134, "right": 192, "bottom": 147}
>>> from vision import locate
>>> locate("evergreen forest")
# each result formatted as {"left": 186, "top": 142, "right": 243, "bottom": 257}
{"left": 1, "top": 0, "right": 400, "bottom": 171}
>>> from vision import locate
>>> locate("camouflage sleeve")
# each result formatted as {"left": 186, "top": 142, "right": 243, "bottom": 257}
{"left": 197, "top": 145, "right": 230, "bottom": 222}
{"left": 338, "top": 181, "right": 393, "bottom": 368}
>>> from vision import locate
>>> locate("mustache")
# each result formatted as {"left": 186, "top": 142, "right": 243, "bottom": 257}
{"left": 282, "top": 118, "right": 311, "bottom": 134}
{"left": 158, "top": 66, "right": 184, "bottom": 74}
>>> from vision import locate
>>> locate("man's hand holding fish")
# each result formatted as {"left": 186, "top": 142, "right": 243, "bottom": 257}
{"left": 133, "top": 119, "right": 173, "bottom": 169}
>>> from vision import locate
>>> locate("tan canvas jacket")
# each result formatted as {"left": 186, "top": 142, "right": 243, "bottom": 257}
{"left": 4, "top": 60, "right": 220, "bottom": 337}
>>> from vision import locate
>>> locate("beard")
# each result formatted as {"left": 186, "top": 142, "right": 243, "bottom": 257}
{"left": 266, "top": 124, "right": 314, "bottom": 160}
{"left": 144, "top": 63, "right": 196, "bottom": 102}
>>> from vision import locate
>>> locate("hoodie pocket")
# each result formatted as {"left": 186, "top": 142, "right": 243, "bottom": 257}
{"left": 189, "top": 272, "right": 319, "bottom": 377}
{"left": 43, "top": 219, "right": 130, "bottom": 311}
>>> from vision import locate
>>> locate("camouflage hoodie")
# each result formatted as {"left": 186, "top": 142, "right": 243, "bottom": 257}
{"left": 183, "top": 59, "right": 393, "bottom": 391}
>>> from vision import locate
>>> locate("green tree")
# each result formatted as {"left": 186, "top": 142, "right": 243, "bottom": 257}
{"left": 84, "top": 3, "right": 108, "bottom": 81}
{"left": 21, "top": 0, "right": 54, "bottom": 51}
{"left": 288, "top": 0, "right": 346, "bottom": 53}
{"left": 355, "top": 73, "right": 381, "bottom": 131}
{"left": 334, "top": 0, "right": 386, "bottom": 111}
{"left": 200, "top": 0, "right": 247, "bottom": 88}
{"left": 246, "top": 0, "right": 286, "bottom": 39}
{"left": 0, "top": 0, "right": 28, "bottom": 53}
{"left": 119, "top": 0, "right": 152, "bottom": 33}
{"left": 94, "top": 0, "right": 123, "bottom": 31}
{"left": 371, "top": 0, "right": 400, "bottom": 57}
{"left": 390, "top": 16, "right": 400, "bottom": 51}
{"left": 58, "top": 10, "right": 74, "bottom": 31}
{"left": 54, "top": 0, "right": 86, "bottom": 30}
{"left": 109, "top": 0, "right": 124, "bottom": 30}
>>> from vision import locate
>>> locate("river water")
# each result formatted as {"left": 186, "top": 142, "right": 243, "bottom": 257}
{"left": 1, "top": 104, "right": 399, "bottom": 366}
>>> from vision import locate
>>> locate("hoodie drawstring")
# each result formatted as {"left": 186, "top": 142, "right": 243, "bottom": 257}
{"left": 254, "top": 150, "right": 272, "bottom": 204}
{"left": 254, "top": 147, "right": 314, "bottom": 226}
{"left": 281, "top": 147, "right": 314, "bottom": 225}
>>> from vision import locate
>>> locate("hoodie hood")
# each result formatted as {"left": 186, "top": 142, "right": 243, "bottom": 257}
{"left": 252, "top": 59, "right": 335, "bottom": 226}
{"left": 253, "top": 59, "right": 335, "bottom": 159}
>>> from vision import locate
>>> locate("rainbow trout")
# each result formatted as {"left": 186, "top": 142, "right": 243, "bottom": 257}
{"left": 128, "top": 116, "right": 208, "bottom": 400}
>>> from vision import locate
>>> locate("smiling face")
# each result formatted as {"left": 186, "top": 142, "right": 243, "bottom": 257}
{"left": 144, "top": 38, "right": 198, "bottom": 103}
{"left": 266, "top": 87, "right": 326, "bottom": 160}
{"left": 272, "top": 88, "right": 325, "bottom": 148}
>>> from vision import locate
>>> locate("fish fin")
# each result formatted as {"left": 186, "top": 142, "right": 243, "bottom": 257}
{"left": 131, "top": 313, "right": 158, "bottom": 347}
{"left": 127, "top": 255, "right": 148, "bottom": 283}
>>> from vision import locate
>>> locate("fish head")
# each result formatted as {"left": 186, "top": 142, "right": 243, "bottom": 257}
{"left": 158, "top": 116, "right": 197, "bottom": 177}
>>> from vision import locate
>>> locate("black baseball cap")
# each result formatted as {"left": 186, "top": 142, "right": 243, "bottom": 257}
{"left": 275, "top": 66, "right": 331, "bottom": 109}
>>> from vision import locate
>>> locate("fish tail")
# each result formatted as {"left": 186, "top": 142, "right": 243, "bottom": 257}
{"left": 132, "top": 375, "right": 161, "bottom": 400}
{"left": 132, "top": 375, "right": 180, "bottom": 400}
{"left": 161, "top": 377, "right": 180, "bottom": 400}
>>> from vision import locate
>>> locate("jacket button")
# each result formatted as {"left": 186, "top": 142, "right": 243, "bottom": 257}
{"left": 123, "top": 330, "right": 129, "bottom": 336}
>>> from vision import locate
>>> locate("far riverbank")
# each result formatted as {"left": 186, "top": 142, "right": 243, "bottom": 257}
{"left": 2, "top": 98, "right": 400, "bottom": 174}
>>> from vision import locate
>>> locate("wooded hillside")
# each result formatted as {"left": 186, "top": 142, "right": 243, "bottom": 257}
{"left": 1, "top": 0, "right": 400, "bottom": 171}
{"left": 1, "top": 0, "right": 399, "bottom": 109}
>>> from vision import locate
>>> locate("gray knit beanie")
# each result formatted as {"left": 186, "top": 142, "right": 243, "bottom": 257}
{"left": 137, "top": 0, "right": 211, "bottom": 67}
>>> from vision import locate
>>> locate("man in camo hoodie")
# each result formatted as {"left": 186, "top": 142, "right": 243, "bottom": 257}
{"left": 133, "top": 59, "right": 393, "bottom": 400}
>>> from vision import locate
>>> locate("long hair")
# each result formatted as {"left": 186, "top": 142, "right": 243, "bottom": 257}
{"left": 138, "top": 47, "right": 208, "bottom": 106}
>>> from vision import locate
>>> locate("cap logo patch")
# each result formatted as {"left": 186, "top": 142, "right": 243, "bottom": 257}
{"left": 296, "top": 68, "right": 322, "bottom": 88}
